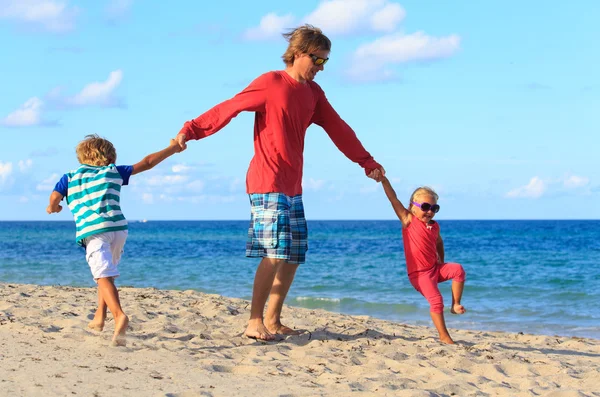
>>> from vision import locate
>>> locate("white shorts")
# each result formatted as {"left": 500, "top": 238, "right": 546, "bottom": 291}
{"left": 84, "top": 230, "right": 128, "bottom": 281}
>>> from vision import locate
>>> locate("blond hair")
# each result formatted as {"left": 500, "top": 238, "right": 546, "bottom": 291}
{"left": 408, "top": 186, "right": 439, "bottom": 212}
{"left": 281, "top": 24, "right": 331, "bottom": 66}
{"left": 76, "top": 134, "right": 116, "bottom": 166}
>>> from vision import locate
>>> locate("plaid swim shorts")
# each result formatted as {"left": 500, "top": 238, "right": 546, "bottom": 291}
{"left": 246, "top": 193, "right": 308, "bottom": 264}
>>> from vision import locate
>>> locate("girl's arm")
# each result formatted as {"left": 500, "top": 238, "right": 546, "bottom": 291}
{"left": 436, "top": 233, "right": 445, "bottom": 264}
{"left": 381, "top": 177, "right": 411, "bottom": 228}
{"left": 132, "top": 139, "right": 183, "bottom": 175}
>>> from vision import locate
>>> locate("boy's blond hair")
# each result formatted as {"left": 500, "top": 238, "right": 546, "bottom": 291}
{"left": 76, "top": 134, "right": 116, "bottom": 166}
{"left": 281, "top": 24, "right": 331, "bottom": 66}
{"left": 408, "top": 186, "right": 439, "bottom": 212}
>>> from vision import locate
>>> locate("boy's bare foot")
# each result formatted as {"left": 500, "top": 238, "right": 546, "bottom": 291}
{"left": 440, "top": 336, "right": 455, "bottom": 344}
{"left": 450, "top": 304, "right": 466, "bottom": 315}
{"left": 87, "top": 319, "right": 104, "bottom": 332}
{"left": 266, "top": 322, "right": 302, "bottom": 336}
{"left": 111, "top": 314, "right": 129, "bottom": 347}
{"left": 244, "top": 319, "right": 275, "bottom": 341}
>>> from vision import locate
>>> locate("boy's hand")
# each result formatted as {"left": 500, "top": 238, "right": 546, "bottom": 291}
{"left": 46, "top": 204, "right": 62, "bottom": 214}
{"left": 170, "top": 138, "right": 185, "bottom": 153}
{"left": 368, "top": 166, "right": 386, "bottom": 182}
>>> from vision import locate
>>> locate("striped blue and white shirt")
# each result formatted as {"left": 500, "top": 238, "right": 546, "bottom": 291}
{"left": 54, "top": 164, "right": 133, "bottom": 245}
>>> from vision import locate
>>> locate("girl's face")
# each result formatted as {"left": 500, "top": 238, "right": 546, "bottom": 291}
{"left": 411, "top": 194, "right": 438, "bottom": 223}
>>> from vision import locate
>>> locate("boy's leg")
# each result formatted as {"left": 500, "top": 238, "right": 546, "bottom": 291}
{"left": 88, "top": 287, "right": 107, "bottom": 331}
{"left": 245, "top": 257, "right": 283, "bottom": 341}
{"left": 97, "top": 277, "right": 129, "bottom": 346}
{"left": 265, "top": 195, "right": 307, "bottom": 335}
{"left": 438, "top": 262, "right": 466, "bottom": 314}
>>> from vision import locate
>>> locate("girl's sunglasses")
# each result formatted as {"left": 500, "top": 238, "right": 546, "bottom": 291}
{"left": 412, "top": 201, "right": 440, "bottom": 213}
{"left": 309, "top": 53, "right": 329, "bottom": 66}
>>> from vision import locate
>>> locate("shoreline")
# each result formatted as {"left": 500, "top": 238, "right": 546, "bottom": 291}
{"left": 1, "top": 282, "right": 598, "bottom": 396}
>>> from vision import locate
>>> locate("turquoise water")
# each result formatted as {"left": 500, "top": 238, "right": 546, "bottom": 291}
{"left": 1, "top": 220, "right": 599, "bottom": 339}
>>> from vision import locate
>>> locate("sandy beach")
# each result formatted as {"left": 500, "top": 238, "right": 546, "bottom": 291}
{"left": 0, "top": 283, "right": 598, "bottom": 397}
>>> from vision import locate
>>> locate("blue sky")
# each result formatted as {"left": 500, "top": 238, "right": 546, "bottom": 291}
{"left": 1, "top": 0, "right": 598, "bottom": 220}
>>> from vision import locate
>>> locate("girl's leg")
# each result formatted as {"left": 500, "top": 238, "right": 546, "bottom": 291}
{"left": 411, "top": 271, "right": 454, "bottom": 344}
{"left": 96, "top": 277, "right": 129, "bottom": 346}
{"left": 438, "top": 262, "right": 466, "bottom": 314}
{"left": 88, "top": 287, "right": 107, "bottom": 331}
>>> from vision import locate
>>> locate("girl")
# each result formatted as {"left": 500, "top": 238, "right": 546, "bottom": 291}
{"left": 380, "top": 177, "right": 466, "bottom": 344}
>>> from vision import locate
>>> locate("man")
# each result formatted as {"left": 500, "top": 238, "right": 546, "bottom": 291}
{"left": 176, "top": 25, "right": 385, "bottom": 340}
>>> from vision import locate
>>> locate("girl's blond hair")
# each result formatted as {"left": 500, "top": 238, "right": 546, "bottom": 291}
{"left": 76, "top": 134, "right": 116, "bottom": 166}
{"left": 408, "top": 186, "right": 439, "bottom": 212}
{"left": 281, "top": 24, "right": 331, "bottom": 66}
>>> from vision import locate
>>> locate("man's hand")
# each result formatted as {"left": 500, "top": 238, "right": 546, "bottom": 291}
{"left": 175, "top": 134, "right": 187, "bottom": 151}
{"left": 46, "top": 204, "right": 62, "bottom": 214}
{"left": 170, "top": 138, "right": 185, "bottom": 153}
{"left": 367, "top": 166, "right": 386, "bottom": 182}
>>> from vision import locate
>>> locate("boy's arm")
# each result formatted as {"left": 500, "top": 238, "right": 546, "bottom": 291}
{"left": 381, "top": 177, "right": 411, "bottom": 227}
{"left": 47, "top": 191, "right": 64, "bottom": 214}
{"left": 132, "top": 139, "right": 183, "bottom": 175}
{"left": 436, "top": 233, "right": 445, "bottom": 263}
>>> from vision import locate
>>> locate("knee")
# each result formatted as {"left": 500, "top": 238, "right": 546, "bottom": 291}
{"left": 456, "top": 265, "right": 466, "bottom": 282}
{"left": 428, "top": 295, "right": 444, "bottom": 314}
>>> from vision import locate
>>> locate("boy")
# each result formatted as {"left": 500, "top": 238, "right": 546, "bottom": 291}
{"left": 47, "top": 134, "right": 183, "bottom": 346}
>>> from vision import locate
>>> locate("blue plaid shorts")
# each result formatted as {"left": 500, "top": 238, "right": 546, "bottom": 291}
{"left": 246, "top": 193, "right": 308, "bottom": 264}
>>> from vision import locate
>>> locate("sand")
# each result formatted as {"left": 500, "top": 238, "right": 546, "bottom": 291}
{"left": 1, "top": 282, "right": 598, "bottom": 396}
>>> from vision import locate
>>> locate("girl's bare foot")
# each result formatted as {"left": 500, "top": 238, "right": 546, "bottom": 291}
{"left": 450, "top": 304, "right": 466, "bottom": 314}
{"left": 110, "top": 314, "right": 129, "bottom": 347}
{"left": 244, "top": 319, "right": 275, "bottom": 341}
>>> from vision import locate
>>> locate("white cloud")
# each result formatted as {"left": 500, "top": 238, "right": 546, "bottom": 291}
{"left": 67, "top": 70, "right": 124, "bottom": 107}
{"left": 370, "top": 3, "right": 405, "bottom": 32}
{"left": 172, "top": 164, "right": 193, "bottom": 173}
{"left": 563, "top": 175, "right": 589, "bottom": 189}
{"left": 186, "top": 180, "right": 205, "bottom": 193}
{"left": 106, "top": 0, "right": 133, "bottom": 20}
{"left": 303, "top": 177, "right": 325, "bottom": 191}
{"left": 304, "top": 0, "right": 404, "bottom": 35}
{"left": 0, "top": 0, "right": 79, "bottom": 33}
{"left": 18, "top": 159, "right": 33, "bottom": 172}
{"left": 0, "top": 161, "right": 13, "bottom": 185}
{"left": 1, "top": 97, "right": 44, "bottom": 127}
{"left": 140, "top": 174, "right": 189, "bottom": 187}
{"left": 243, "top": 12, "right": 295, "bottom": 41}
{"left": 36, "top": 173, "right": 60, "bottom": 191}
{"left": 141, "top": 193, "right": 153, "bottom": 204}
{"left": 506, "top": 177, "right": 546, "bottom": 199}
{"left": 19, "top": 196, "right": 29, "bottom": 203}
{"left": 348, "top": 31, "right": 460, "bottom": 82}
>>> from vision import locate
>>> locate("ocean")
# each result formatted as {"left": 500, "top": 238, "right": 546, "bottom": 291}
{"left": 1, "top": 220, "right": 598, "bottom": 339}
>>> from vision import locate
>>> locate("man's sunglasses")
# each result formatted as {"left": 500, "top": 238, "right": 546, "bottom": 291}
{"left": 309, "top": 53, "right": 329, "bottom": 66}
{"left": 412, "top": 201, "right": 440, "bottom": 213}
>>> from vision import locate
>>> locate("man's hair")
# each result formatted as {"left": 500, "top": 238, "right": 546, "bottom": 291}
{"left": 281, "top": 24, "right": 331, "bottom": 66}
{"left": 76, "top": 134, "right": 117, "bottom": 166}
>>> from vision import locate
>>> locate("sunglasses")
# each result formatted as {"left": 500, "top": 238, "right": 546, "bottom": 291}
{"left": 309, "top": 53, "right": 329, "bottom": 66}
{"left": 412, "top": 201, "right": 440, "bottom": 213}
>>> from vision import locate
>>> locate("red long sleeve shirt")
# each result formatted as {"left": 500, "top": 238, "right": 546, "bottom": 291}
{"left": 178, "top": 70, "right": 381, "bottom": 196}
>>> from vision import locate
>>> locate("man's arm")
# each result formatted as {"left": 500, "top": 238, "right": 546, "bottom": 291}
{"left": 436, "top": 233, "right": 445, "bottom": 264}
{"left": 175, "top": 73, "right": 269, "bottom": 150}
{"left": 47, "top": 191, "right": 64, "bottom": 214}
{"left": 381, "top": 177, "right": 411, "bottom": 228}
{"left": 311, "top": 87, "right": 385, "bottom": 181}
{"left": 132, "top": 139, "right": 183, "bottom": 175}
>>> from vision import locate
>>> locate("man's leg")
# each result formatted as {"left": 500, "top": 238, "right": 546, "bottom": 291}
{"left": 244, "top": 257, "right": 284, "bottom": 341}
{"left": 264, "top": 261, "right": 300, "bottom": 335}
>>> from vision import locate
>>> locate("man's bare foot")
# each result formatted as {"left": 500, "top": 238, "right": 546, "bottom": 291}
{"left": 450, "top": 304, "right": 466, "bottom": 315}
{"left": 244, "top": 319, "right": 275, "bottom": 341}
{"left": 110, "top": 314, "right": 129, "bottom": 347}
{"left": 87, "top": 319, "right": 104, "bottom": 332}
{"left": 440, "top": 335, "right": 455, "bottom": 344}
{"left": 266, "top": 322, "right": 303, "bottom": 336}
